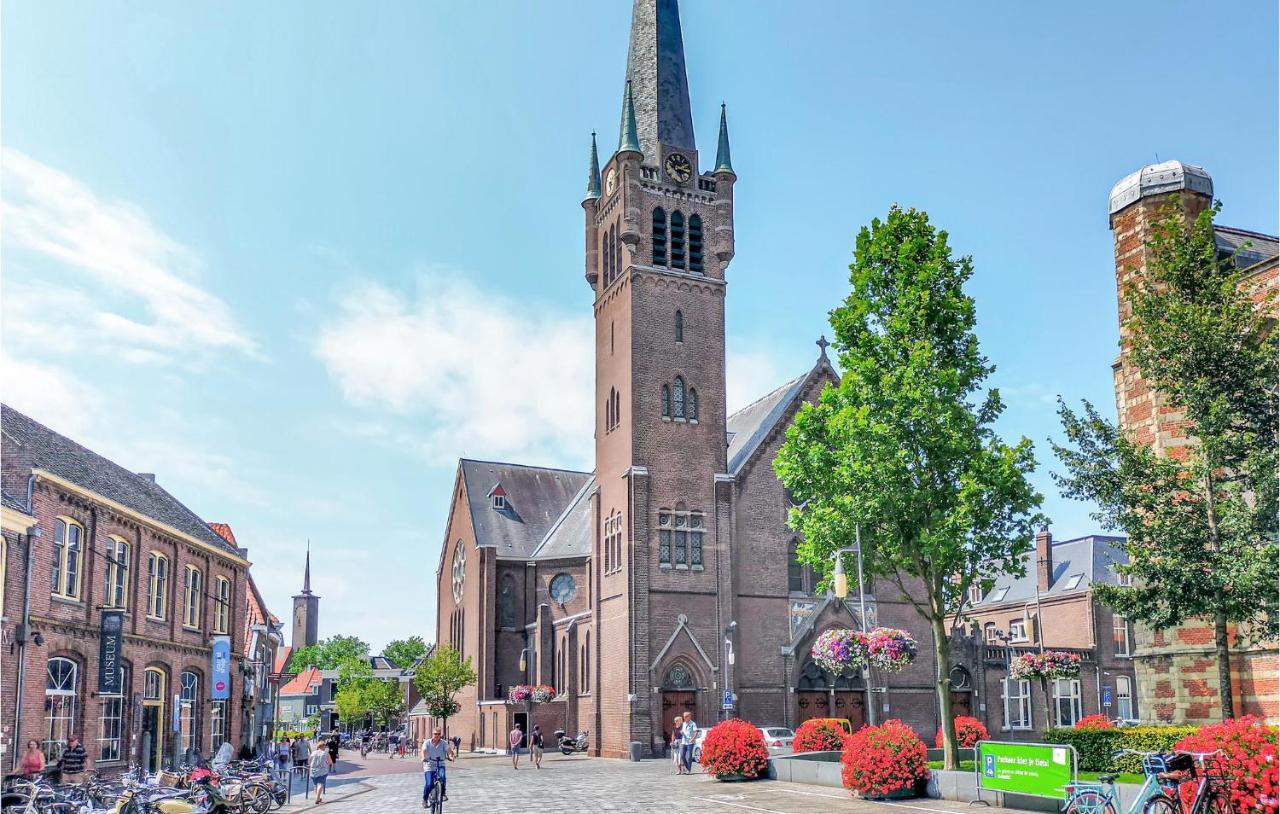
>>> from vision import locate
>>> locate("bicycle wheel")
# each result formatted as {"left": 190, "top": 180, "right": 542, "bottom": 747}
{"left": 1143, "top": 794, "right": 1181, "bottom": 814}
{"left": 428, "top": 781, "right": 443, "bottom": 814}
{"left": 1203, "top": 791, "right": 1232, "bottom": 814}
{"left": 1065, "top": 789, "right": 1115, "bottom": 814}
{"left": 240, "top": 782, "right": 273, "bottom": 814}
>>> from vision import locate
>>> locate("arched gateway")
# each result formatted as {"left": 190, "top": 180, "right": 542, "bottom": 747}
{"left": 795, "top": 657, "right": 866, "bottom": 730}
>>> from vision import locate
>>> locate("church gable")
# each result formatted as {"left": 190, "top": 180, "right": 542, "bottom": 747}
{"left": 458, "top": 459, "right": 591, "bottom": 558}
{"left": 726, "top": 354, "right": 837, "bottom": 478}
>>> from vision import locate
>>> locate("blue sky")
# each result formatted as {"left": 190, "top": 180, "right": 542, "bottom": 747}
{"left": 2, "top": 2, "right": 1275, "bottom": 651}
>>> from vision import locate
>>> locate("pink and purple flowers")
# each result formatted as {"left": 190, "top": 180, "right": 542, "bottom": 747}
{"left": 1009, "top": 650, "right": 1081, "bottom": 680}
{"left": 507, "top": 683, "right": 556, "bottom": 703}
{"left": 812, "top": 627, "right": 917, "bottom": 675}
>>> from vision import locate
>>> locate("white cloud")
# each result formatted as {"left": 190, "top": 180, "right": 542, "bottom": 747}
{"left": 0, "top": 352, "right": 100, "bottom": 438}
{"left": 1, "top": 148, "right": 258, "bottom": 364}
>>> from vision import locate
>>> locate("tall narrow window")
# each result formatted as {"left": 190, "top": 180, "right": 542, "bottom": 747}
{"left": 183, "top": 566, "right": 202, "bottom": 628}
{"left": 689, "top": 513, "right": 704, "bottom": 567}
{"left": 688, "top": 214, "right": 703, "bottom": 273}
{"left": 614, "top": 389, "right": 621, "bottom": 430}
{"left": 213, "top": 576, "right": 231, "bottom": 634}
{"left": 674, "top": 511, "right": 688, "bottom": 566}
{"left": 46, "top": 657, "right": 78, "bottom": 759}
{"left": 105, "top": 538, "right": 129, "bottom": 609}
{"left": 600, "top": 230, "right": 610, "bottom": 286}
{"left": 584, "top": 632, "right": 591, "bottom": 689}
{"left": 652, "top": 208, "right": 667, "bottom": 266}
{"left": 788, "top": 540, "right": 805, "bottom": 593}
{"left": 670, "top": 211, "right": 685, "bottom": 269}
{"left": 179, "top": 671, "right": 199, "bottom": 755}
{"left": 688, "top": 388, "right": 699, "bottom": 421}
{"left": 674, "top": 310, "right": 683, "bottom": 342}
{"left": 1113, "top": 615, "right": 1130, "bottom": 657}
{"left": 661, "top": 385, "right": 671, "bottom": 418}
{"left": 1003, "top": 678, "right": 1031, "bottom": 730}
{"left": 658, "top": 510, "right": 672, "bottom": 566}
{"left": 1053, "top": 678, "right": 1082, "bottom": 727}
{"left": 148, "top": 553, "right": 169, "bottom": 620}
{"left": 673, "top": 376, "right": 686, "bottom": 419}
{"left": 51, "top": 518, "right": 84, "bottom": 600}
{"left": 209, "top": 700, "right": 226, "bottom": 753}
{"left": 1116, "top": 676, "right": 1134, "bottom": 720}
{"left": 99, "top": 664, "right": 129, "bottom": 762}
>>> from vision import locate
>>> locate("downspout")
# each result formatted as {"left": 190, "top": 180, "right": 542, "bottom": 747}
{"left": 12, "top": 474, "right": 37, "bottom": 771}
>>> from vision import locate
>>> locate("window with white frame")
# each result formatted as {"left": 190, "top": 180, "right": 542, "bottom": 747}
{"left": 46, "top": 657, "right": 79, "bottom": 759}
{"left": 51, "top": 518, "right": 84, "bottom": 600}
{"left": 603, "top": 511, "right": 623, "bottom": 575}
{"left": 210, "top": 700, "right": 226, "bottom": 752}
{"left": 1115, "top": 569, "right": 1132, "bottom": 587}
{"left": 1003, "top": 678, "right": 1031, "bottom": 730}
{"left": 1009, "top": 618, "right": 1028, "bottom": 641}
{"left": 1116, "top": 676, "right": 1134, "bottom": 720}
{"left": 968, "top": 583, "right": 983, "bottom": 605}
{"left": 1053, "top": 678, "right": 1083, "bottom": 727}
{"left": 105, "top": 537, "right": 130, "bottom": 609}
{"left": 213, "top": 576, "right": 231, "bottom": 634}
{"left": 179, "top": 671, "right": 200, "bottom": 754}
{"left": 99, "top": 664, "right": 129, "bottom": 762}
{"left": 984, "top": 622, "right": 1000, "bottom": 644}
{"left": 1113, "top": 615, "right": 1131, "bottom": 657}
{"left": 183, "top": 566, "right": 202, "bottom": 628}
{"left": 148, "top": 553, "right": 169, "bottom": 620}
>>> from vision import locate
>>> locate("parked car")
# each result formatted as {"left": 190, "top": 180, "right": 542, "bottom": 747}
{"left": 758, "top": 726, "right": 795, "bottom": 755}
{"left": 690, "top": 727, "right": 712, "bottom": 763}
{"left": 806, "top": 717, "right": 853, "bottom": 735}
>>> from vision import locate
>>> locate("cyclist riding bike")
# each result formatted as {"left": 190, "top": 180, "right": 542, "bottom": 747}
{"left": 420, "top": 728, "right": 456, "bottom": 811}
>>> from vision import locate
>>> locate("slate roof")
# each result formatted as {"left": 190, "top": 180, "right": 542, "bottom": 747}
{"left": 970, "top": 535, "right": 1127, "bottom": 607}
{"left": 530, "top": 477, "right": 596, "bottom": 560}
{"left": 1215, "top": 225, "right": 1279, "bottom": 271}
{"left": 459, "top": 459, "right": 592, "bottom": 559}
{"left": 622, "top": 0, "right": 696, "bottom": 160}
{"left": 726, "top": 373, "right": 810, "bottom": 474}
{"left": 1, "top": 405, "right": 241, "bottom": 558}
{"left": 1, "top": 488, "right": 31, "bottom": 514}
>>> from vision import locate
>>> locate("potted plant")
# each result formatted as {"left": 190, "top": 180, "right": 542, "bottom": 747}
{"left": 842, "top": 719, "right": 929, "bottom": 799}
{"left": 700, "top": 719, "right": 770, "bottom": 781}
{"left": 794, "top": 718, "right": 849, "bottom": 754}
{"left": 812, "top": 629, "right": 867, "bottom": 675}
{"left": 935, "top": 715, "right": 988, "bottom": 748}
{"left": 1011, "top": 650, "right": 1081, "bottom": 726}
{"left": 863, "top": 628, "right": 918, "bottom": 672}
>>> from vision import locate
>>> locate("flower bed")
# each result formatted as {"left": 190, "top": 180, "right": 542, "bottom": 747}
{"left": 795, "top": 718, "right": 850, "bottom": 754}
{"left": 841, "top": 719, "right": 929, "bottom": 798}
{"left": 1174, "top": 716, "right": 1278, "bottom": 814}
{"left": 701, "top": 719, "right": 770, "bottom": 780}
{"left": 1010, "top": 650, "right": 1081, "bottom": 681}
{"left": 507, "top": 684, "right": 556, "bottom": 703}
{"left": 935, "top": 716, "right": 988, "bottom": 749}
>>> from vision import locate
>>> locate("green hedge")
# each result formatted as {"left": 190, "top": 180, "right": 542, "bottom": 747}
{"left": 1044, "top": 725, "right": 1201, "bottom": 773}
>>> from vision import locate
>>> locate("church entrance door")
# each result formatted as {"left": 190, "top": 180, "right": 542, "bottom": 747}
{"left": 951, "top": 691, "right": 972, "bottom": 719}
{"left": 795, "top": 691, "right": 830, "bottom": 724}
{"left": 661, "top": 691, "right": 696, "bottom": 723}
{"left": 832, "top": 691, "right": 866, "bottom": 730}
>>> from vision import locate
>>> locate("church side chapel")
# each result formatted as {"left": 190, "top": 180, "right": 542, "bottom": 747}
{"left": 433, "top": 0, "right": 941, "bottom": 758}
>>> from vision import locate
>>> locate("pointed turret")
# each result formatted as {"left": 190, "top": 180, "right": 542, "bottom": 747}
{"left": 714, "top": 103, "right": 734, "bottom": 176}
{"left": 619, "top": 81, "right": 642, "bottom": 156}
{"left": 622, "top": 0, "right": 695, "bottom": 160}
{"left": 585, "top": 131, "right": 602, "bottom": 200}
{"left": 301, "top": 542, "right": 313, "bottom": 595}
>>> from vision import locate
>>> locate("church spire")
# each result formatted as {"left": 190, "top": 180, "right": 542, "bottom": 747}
{"left": 301, "top": 541, "right": 312, "bottom": 595}
{"left": 622, "top": 0, "right": 695, "bottom": 160}
{"left": 585, "top": 131, "right": 602, "bottom": 200}
{"left": 714, "top": 103, "right": 734, "bottom": 175}
{"left": 619, "top": 81, "right": 641, "bottom": 155}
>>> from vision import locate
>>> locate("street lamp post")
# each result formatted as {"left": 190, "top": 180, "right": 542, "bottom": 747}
{"left": 832, "top": 525, "right": 876, "bottom": 726}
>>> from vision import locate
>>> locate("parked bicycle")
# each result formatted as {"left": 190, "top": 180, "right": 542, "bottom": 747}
{"left": 1064, "top": 749, "right": 1230, "bottom": 814}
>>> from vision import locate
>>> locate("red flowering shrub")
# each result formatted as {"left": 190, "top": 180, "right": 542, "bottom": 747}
{"left": 842, "top": 719, "right": 929, "bottom": 798}
{"left": 795, "top": 719, "right": 848, "bottom": 753}
{"left": 700, "top": 719, "right": 770, "bottom": 780}
{"left": 1174, "top": 716, "right": 1278, "bottom": 814}
{"left": 935, "top": 716, "right": 988, "bottom": 748}
{"left": 1074, "top": 714, "right": 1115, "bottom": 731}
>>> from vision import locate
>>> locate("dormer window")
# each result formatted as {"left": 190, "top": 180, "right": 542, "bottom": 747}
{"left": 489, "top": 484, "right": 507, "bottom": 511}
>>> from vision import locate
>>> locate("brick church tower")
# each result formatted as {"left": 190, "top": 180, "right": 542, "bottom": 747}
{"left": 581, "top": 0, "right": 738, "bottom": 756}
{"left": 291, "top": 545, "right": 319, "bottom": 649}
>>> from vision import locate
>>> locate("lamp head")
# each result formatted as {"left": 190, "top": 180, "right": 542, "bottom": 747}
{"left": 833, "top": 553, "right": 848, "bottom": 599}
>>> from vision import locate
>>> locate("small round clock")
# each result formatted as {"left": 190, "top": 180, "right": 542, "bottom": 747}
{"left": 605, "top": 168, "right": 617, "bottom": 196}
{"left": 550, "top": 573, "right": 577, "bottom": 605}
{"left": 664, "top": 152, "right": 693, "bottom": 183}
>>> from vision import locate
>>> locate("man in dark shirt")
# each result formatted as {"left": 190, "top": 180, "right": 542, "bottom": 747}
{"left": 326, "top": 733, "right": 340, "bottom": 773}
{"left": 59, "top": 735, "right": 87, "bottom": 783}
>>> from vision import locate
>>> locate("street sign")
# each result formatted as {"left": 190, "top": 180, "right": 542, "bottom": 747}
{"left": 1102, "top": 686, "right": 1113, "bottom": 707}
{"left": 722, "top": 690, "right": 733, "bottom": 709}
{"left": 211, "top": 636, "right": 231, "bottom": 700}
{"left": 976, "top": 740, "right": 1076, "bottom": 800}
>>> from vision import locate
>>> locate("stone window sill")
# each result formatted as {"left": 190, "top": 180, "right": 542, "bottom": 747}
{"left": 51, "top": 595, "right": 85, "bottom": 607}
{"left": 691, "top": 565, "right": 704, "bottom": 571}
{"left": 146, "top": 614, "right": 167, "bottom": 623}
{"left": 659, "top": 563, "right": 672, "bottom": 569}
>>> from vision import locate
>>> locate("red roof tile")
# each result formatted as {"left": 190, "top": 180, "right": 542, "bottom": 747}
{"left": 279, "top": 666, "right": 322, "bottom": 696}
{"left": 208, "top": 522, "right": 237, "bottom": 546}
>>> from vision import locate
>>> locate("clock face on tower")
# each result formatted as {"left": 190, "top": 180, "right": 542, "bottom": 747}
{"left": 605, "top": 168, "right": 617, "bottom": 196}
{"left": 664, "top": 153, "right": 693, "bottom": 183}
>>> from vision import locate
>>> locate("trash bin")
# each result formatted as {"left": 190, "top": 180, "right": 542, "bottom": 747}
{"left": 628, "top": 741, "right": 643, "bottom": 762}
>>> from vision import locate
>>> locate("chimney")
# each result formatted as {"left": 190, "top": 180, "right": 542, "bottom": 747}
{"left": 1035, "top": 527, "right": 1053, "bottom": 592}
{"left": 138, "top": 473, "right": 156, "bottom": 483}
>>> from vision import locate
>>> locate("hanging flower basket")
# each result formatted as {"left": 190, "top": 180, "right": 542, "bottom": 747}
{"left": 864, "top": 628, "right": 917, "bottom": 672}
{"left": 508, "top": 684, "right": 556, "bottom": 704}
{"left": 1009, "top": 651, "right": 1081, "bottom": 681}
{"left": 812, "top": 629, "right": 867, "bottom": 675}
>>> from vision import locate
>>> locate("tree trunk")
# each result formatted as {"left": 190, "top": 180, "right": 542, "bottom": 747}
{"left": 930, "top": 614, "right": 958, "bottom": 770}
{"left": 1213, "top": 612, "right": 1235, "bottom": 720}
{"left": 1041, "top": 677, "right": 1052, "bottom": 731}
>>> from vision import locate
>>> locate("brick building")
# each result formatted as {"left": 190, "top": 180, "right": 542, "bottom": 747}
{"left": 431, "top": 0, "right": 946, "bottom": 759}
{"left": 1, "top": 405, "right": 254, "bottom": 773}
{"left": 1107, "top": 161, "right": 1278, "bottom": 723}
{"left": 959, "top": 528, "right": 1139, "bottom": 737}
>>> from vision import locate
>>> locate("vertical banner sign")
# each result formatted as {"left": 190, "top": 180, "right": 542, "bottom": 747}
{"left": 172, "top": 693, "right": 182, "bottom": 733}
{"left": 98, "top": 610, "right": 124, "bottom": 694}
{"left": 211, "top": 636, "right": 232, "bottom": 700}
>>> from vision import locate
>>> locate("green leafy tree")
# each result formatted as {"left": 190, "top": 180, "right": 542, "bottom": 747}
{"left": 288, "top": 635, "right": 371, "bottom": 672}
{"left": 383, "top": 636, "right": 428, "bottom": 669}
{"left": 1054, "top": 205, "right": 1278, "bottom": 719}
{"left": 333, "top": 657, "right": 375, "bottom": 726}
{"left": 413, "top": 645, "right": 476, "bottom": 736}
{"left": 774, "top": 206, "right": 1046, "bottom": 769}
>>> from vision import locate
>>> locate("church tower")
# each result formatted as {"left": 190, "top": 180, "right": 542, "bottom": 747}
{"left": 291, "top": 545, "right": 320, "bottom": 649}
{"left": 582, "top": 0, "right": 737, "bottom": 757}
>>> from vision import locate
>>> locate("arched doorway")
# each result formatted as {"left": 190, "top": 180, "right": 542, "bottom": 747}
{"left": 796, "top": 658, "right": 865, "bottom": 731}
{"left": 659, "top": 663, "right": 698, "bottom": 736}
{"left": 949, "top": 665, "right": 974, "bottom": 718}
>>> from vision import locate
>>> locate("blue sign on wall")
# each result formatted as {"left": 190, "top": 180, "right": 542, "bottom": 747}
{"left": 1102, "top": 686, "right": 1113, "bottom": 707}
{"left": 211, "top": 636, "right": 232, "bottom": 700}
{"left": 722, "top": 690, "right": 733, "bottom": 709}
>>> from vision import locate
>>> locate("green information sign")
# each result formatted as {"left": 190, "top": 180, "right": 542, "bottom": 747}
{"left": 976, "top": 741, "right": 1076, "bottom": 800}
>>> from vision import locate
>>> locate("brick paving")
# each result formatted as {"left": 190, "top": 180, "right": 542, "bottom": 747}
{"left": 279, "top": 751, "right": 1023, "bottom": 814}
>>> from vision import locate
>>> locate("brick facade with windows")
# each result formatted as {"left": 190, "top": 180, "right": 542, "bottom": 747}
{"left": 1, "top": 405, "right": 253, "bottom": 774}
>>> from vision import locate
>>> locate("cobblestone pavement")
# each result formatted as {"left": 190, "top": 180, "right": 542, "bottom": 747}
{"left": 280, "top": 752, "right": 1022, "bottom": 814}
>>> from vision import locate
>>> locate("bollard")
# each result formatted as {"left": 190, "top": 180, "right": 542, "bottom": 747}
{"left": 628, "top": 741, "right": 643, "bottom": 762}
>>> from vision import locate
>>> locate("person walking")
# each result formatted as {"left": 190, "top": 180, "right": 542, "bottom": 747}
{"left": 530, "top": 725, "right": 543, "bottom": 769}
{"left": 20, "top": 740, "right": 45, "bottom": 777}
{"left": 420, "top": 728, "right": 455, "bottom": 808}
{"left": 58, "top": 735, "right": 87, "bottom": 784}
{"left": 293, "top": 735, "right": 310, "bottom": 770}
{"left": 275, "top": 738, "right": 291, "bottom": 779}
{"left": 307, "top": 738, "right": 332, "bottom": 805}
{"left": 679, "top": 711, "right": 698, "bottom": 775}
{"left": 670, "top": 716, "right": 683, "bottom": 773}
{"left": 326, "top": 733, "right": 340, "bottom": 774}
{"left": 508, "top": 723, "right": 523, "bottom": 770}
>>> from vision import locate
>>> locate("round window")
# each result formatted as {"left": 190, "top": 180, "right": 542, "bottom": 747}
{"left": 550, "top": 573, "right": 576, "bottom": 604}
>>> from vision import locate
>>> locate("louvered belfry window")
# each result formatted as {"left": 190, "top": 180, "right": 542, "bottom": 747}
{"left": 688, "top": 214, "right": 703, "bottom": 273}
{"left": 670, "top": 211, "right": 685, "bottom": 269}
{"left": 652, "top": 208, "right": 667, "bottom": 266}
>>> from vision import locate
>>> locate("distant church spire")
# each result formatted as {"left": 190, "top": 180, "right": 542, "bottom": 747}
{"left": 301, "top": 540, "right": 312, "bottom": 595}
{"left": 622, "top": 0, "right": 695, "bottom": 160}
{"left": 585, "top": 131, "right": 602, "bottom": 200}
{"left": 619, "top": 81, "right": 641, "bottom": 155}
{"left": 714, "top": 103, "right": 734, "bottom": 175}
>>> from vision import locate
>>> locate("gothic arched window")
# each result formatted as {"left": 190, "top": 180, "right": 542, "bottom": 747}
{"left": 674, "top": 310, "right": 683, "bottom": 342}
{"left": 663, "top": 663, "right": 694, "bottom": 690}
{"left": 614, "top": 389, "right": 621, "bottom": 431}
{"left": 661, "top": 384, "right": 670, "bottom": 418}
{"left": 688, "top": 387, "right": 698, "bottom": 421}
{"left": 788, "top": 539, "right": 805, "bottom": 594}
{"left": 600, "top": 229, "right": 610, "bottom": 286}
{"left": 673, "top": 376, "right": 686, "bottom": 419}
{"left": 688, "top": 214, "right": 704, "bottom": 273}
{"left": 670, "top": 211, "right": 686, "bottom": 270}
{"left": 652, "top": 208, "right": 667, "bottom": 266}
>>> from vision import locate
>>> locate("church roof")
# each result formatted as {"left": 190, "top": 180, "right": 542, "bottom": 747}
{"left": 622, "top": 0, "right": 696, "bottom": 161}
{"left": 460, "top": 459, "right": 592, "bottom": 559}
{"left": 529, "top": 476, "right": 596, "bottom": 560}
{"left": 970, "top": 534, "right": 1128, "bottom": 608}
{"left": 726, "top": 374, "right": 809, "bottom": 475}
{"left": 1214, "top": 225, "right": 1278, "bottom": 271}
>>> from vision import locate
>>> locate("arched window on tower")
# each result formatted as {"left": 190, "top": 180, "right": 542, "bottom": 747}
{"left": 600, "top": 229, "right": 609, "bottom": 286}
{"left": 674, "top": 310, "right": 683, "bottom": 342}
{"left": 688, "top": 387, "right": 698, "bottom": 421}
{"left": 652, "top": 208, "right": 667, "bottom": 266}
{"left": 614, "top": 389, "right": 621, "bottom": 430}
{"left": 661, "top": 384, "right": 670, "bottom": 418}
{"left": 688, "top": 214, "right": 703, "bottom": 273}
{"left": 670, "top": 211, "right": 686, "bottom": 270}
{"left": 614, "top": 222, "right": 623, "bottom": 279}
{"left": 788, "top": 539, "right": 806, "bottom": 594}
{"left": 673, "top": 376, "right": 686, "bottom": 419}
